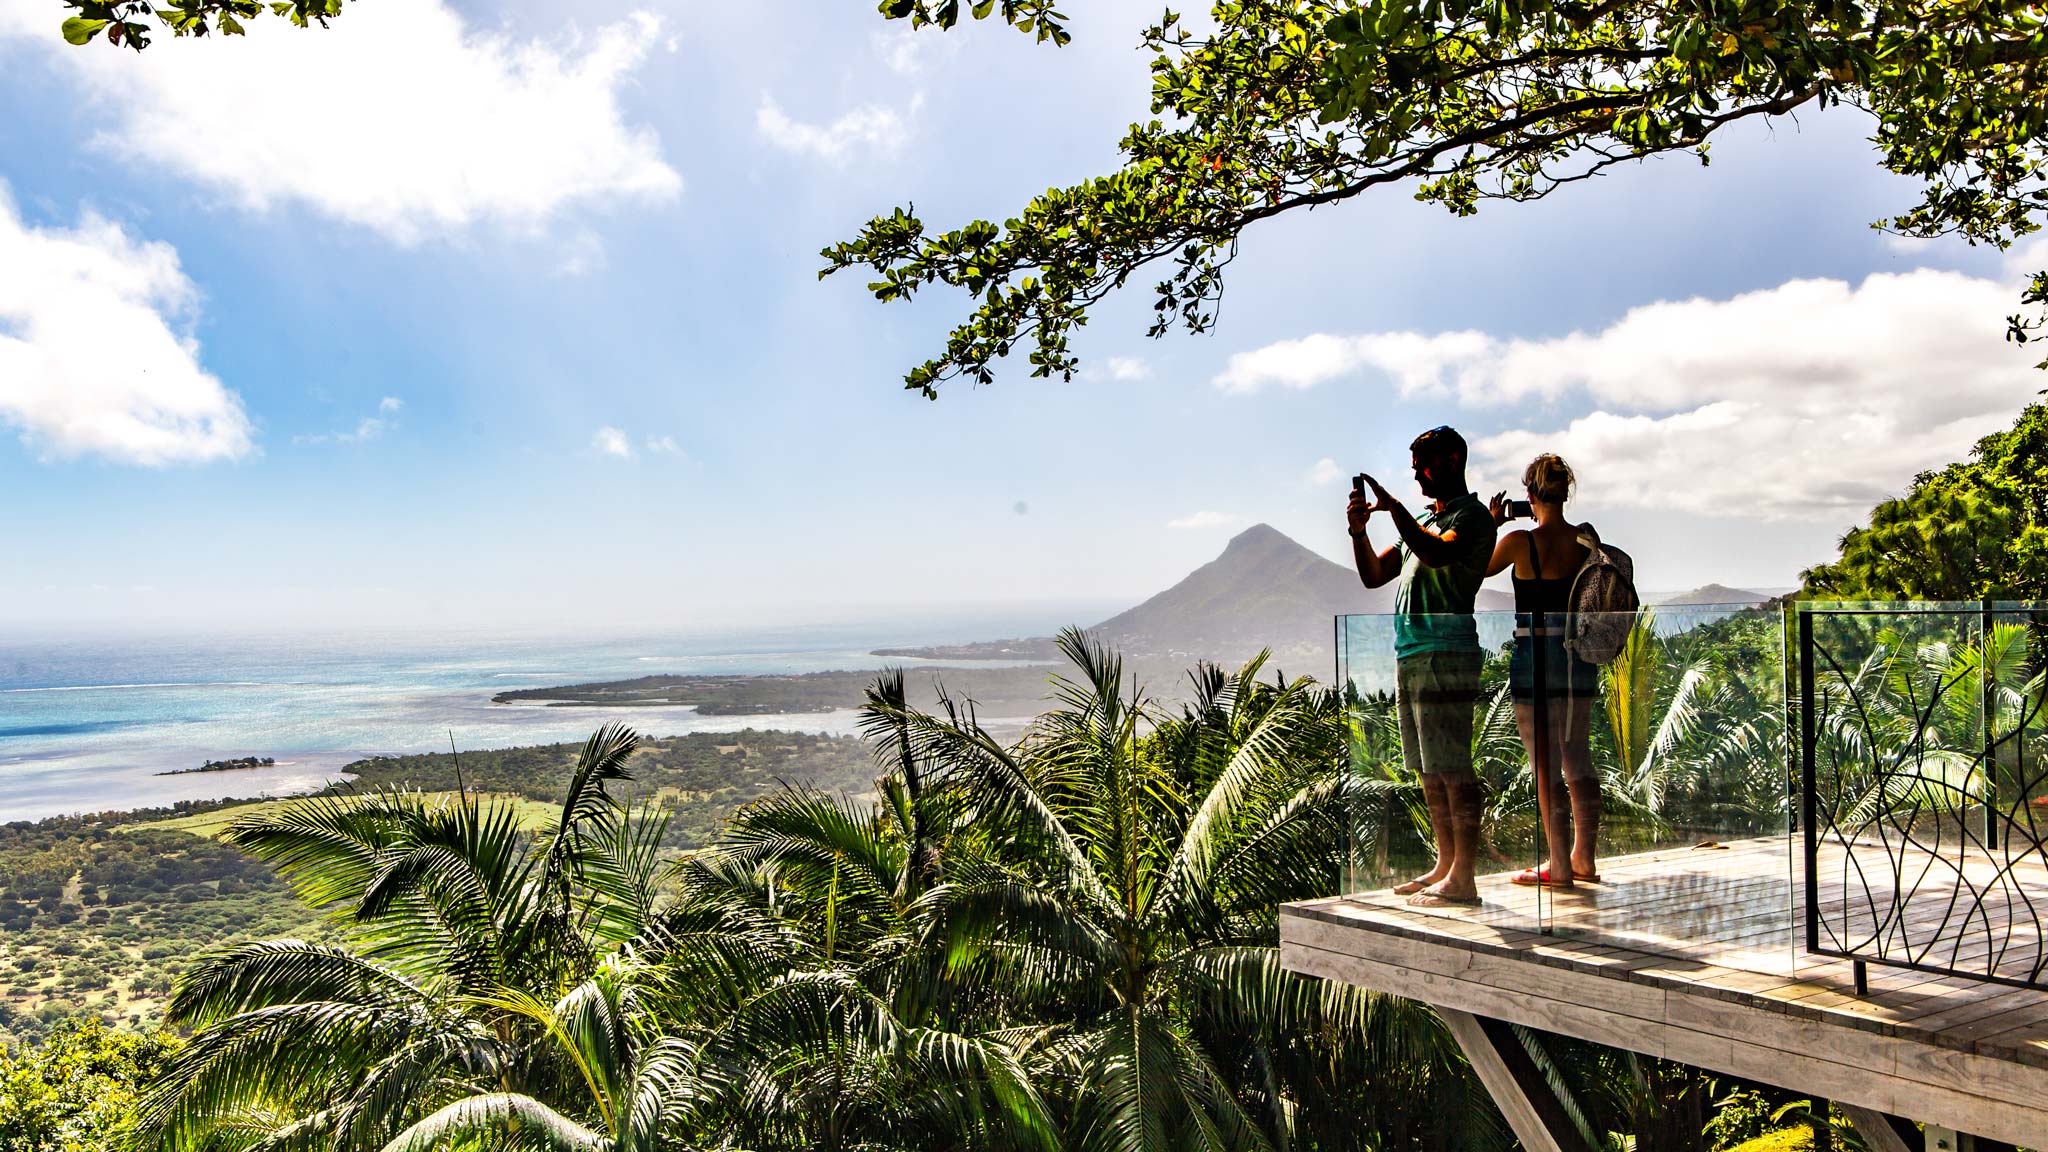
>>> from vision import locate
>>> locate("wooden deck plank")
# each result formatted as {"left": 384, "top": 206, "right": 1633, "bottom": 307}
{"left": 1295, "top": 828, "right": 2048, "bottom": 1089}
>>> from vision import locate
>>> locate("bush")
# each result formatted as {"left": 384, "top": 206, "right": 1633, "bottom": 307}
{"left": 0, "top": 1018, "right": 180, "bottom": 1150}
{"left": 1723, "top": 1130, "right": 1814, "bottom": 1152}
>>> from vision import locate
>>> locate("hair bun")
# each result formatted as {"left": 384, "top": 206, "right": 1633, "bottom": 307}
{"left": 1522, "top": 454, "right": 1574, "bottom": 504}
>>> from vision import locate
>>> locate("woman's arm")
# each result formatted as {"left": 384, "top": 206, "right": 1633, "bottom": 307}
{"left": 1485, "top": 529, "right": 1529, "bottom": 579}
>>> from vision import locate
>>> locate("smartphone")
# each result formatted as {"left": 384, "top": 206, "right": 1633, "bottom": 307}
{"left": 1352, "top": 474, "right": 1367, "bottom": 496}
{"left": 1507, "top": 499, "right": 1533, "bottom": 520}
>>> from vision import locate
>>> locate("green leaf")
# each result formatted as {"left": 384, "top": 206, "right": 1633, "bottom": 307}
{"left": 61, "top": 17, "right": 108, "bottom": 44}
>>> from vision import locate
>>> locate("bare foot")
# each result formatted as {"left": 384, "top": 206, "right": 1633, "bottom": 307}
{"left": 1407, "top": 889, "right": 1483, "bottom": 908}
{"left": 1392, "top": 866, "right": 1449, "bottom": 896}
{"left": 1420, "top": 879, "right": 1480, "bottom": 903}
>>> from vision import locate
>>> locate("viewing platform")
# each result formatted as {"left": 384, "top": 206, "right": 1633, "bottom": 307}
{"left": 1281, "top": 837, "right": 2048, "bottom": 1149}
{"left": 1301, "top": 605, "right": 2048, "bottom": 1151}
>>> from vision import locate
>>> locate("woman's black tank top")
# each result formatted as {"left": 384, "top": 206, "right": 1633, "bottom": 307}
{"left": 1512, "top": 532, "right": 1576, "bottom": 621}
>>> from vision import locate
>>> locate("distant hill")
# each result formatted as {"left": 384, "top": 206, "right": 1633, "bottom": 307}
{"left": 1655, "top": 583, "right": 1776, "bottom": 607}
{"left": 874, "top": 523, "right": 1514, "bottom": 668}
{"left": 1087, "top": 523, "right": 1386, "bottom": 663}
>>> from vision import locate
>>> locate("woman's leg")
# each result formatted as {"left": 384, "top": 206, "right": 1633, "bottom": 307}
{"left": 1560, "top": 696, "right": 1601, "bottom": 878}
{"left": 1514, "top": 700, "right": 1572, "bottom": 880}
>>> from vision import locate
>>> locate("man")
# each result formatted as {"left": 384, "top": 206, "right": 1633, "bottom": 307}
{"left": 1348, "top": 425, "right": 1497, "bottom": 906}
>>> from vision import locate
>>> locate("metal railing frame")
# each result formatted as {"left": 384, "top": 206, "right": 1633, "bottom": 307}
{"left": 1796, "top": 602, "right": 2048, "bottom": 991}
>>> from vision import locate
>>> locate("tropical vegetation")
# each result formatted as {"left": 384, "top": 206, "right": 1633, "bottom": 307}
{"left": 0, "top": 1019, "right": 177, "bottom": 1152}
{"left": 117, "top": 634, "right": 1496, "bottom": 1152}
{"left": 0, "top": 625, "right": 1969, "bottom": 1150}
{"left": 1803, "top": 403, "right": 2048, "bottom": 602}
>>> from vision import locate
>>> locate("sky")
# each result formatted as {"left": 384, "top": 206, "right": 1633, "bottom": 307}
{"left": 0, "top": 0, "right": 2041, "bottom": 634}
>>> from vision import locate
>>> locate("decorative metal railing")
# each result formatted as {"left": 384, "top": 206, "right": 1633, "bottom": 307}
{"left": 1798, "top": 603, "right": 2048, "bottom": 990}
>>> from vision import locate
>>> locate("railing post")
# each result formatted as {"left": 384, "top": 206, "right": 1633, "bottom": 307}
{"left": 1799, "top": 606, "right": 1819, "bottom": 955}
{"left": 1532, "top": 607, "right": 1551, "bottom": 932}
{"left": 1982, "top": 599, "right": 1999, "bottom": 853}
{"left": 1334, "top": 614, "right": 1349, "bottom": 893}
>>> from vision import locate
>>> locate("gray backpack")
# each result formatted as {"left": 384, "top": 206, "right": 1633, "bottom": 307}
{"left": 1564, "top": 525, "right": 1639, "bottom": 665}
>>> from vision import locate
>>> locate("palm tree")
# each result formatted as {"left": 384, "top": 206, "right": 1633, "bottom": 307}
{"left": 861, "top": 628, "right": 1503, "bottom": 1152}
{"left": 134, "top": 724, "right": 709, "bottom": 1152}
{"left": 670, "top": 670, "right": 1061, "bottom": 1152}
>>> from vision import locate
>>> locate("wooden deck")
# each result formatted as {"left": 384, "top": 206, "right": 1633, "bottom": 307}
{"left": 1286, "top": 836, "right": 2048, "bottom": 1145}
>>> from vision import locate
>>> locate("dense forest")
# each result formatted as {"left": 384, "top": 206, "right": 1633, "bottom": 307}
{"left": 491, "top": 665, "right": 1067, "bottom": 717}
{"left": 336, "top": 728, "right": 877, "bottom": 845}
{"left": 0, "top": 728, "right": 880, "bottom": 1050}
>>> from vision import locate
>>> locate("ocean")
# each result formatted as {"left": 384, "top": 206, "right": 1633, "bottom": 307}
{"left": 0, "top": 613, "right": 1095, "bottom": 822}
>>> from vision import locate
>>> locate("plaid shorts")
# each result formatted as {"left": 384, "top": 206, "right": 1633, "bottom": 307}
{"left": 1395, "top": 649, "right": 1481, "bottom": 778}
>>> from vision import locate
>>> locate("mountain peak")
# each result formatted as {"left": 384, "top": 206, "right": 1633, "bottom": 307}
{"left": 1224, "top": 522, "right": 1288, "bottom": 548}
{"left": 1656, "top": 583, "right": 1773, "bottom": 607}
{"left": 1085, "top": 524, "right": 1368, "bottom": 663}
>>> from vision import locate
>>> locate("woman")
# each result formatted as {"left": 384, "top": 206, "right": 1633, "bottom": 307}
{"left": 1487, "top": 454, "right": 1601, "bottom": 889}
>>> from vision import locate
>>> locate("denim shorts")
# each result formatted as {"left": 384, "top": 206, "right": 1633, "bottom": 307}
{"left": 1508, "top": 634, "right": 1599, "bottom": 702}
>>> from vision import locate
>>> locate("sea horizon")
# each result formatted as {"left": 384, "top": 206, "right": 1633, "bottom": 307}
{"left": 0, "top": 605, "right": 1118, "bottom": 823}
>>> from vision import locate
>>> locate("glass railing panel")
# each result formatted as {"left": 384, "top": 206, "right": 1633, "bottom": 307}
{"left": 1336, "top": 611, "right": 1540, "bottom": 931}
{"left": 1528, "top": 605, "right": 1794, "bottom": 972}
{"left": 1803, "top": 604, "right": 1982, "bottom": 978}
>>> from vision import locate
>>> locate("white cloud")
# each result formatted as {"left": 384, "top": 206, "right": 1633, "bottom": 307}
{"left": 872, "top": 28, "right": 930, "bottom": 76}
{"left": 0, "top": 2, "right": 681, "bottom": 244}
{"left": 296, "top": 396, "right": 402, "bottom": 445}
{"left": 1103, "top": 356, "right": 1152, "bottom": 381}
{"left": 645, "top": 434, "right": 681, "bottom": 455}
{"left": 1167, "top": 510, "right": 1246, "bottom": 530}
{"left": 0, "top": 186, "right": 252, "bottom": 465}
{"left": 757, "top": 94, "right": 912, "bottom": 161}
{"left": 593, "top": 426, "right": 634, "bottom": 458}
{"left": 1214, "top": 330, "right": 1495, "bottom": 396}
{"left": 1308, "top": 457, "right": 1343, "bottom": 486}
{"left": 1225, "top": 270, "right": 2042, "bottom": 519}
{"left": 554, "top": 228, "right": 608, "bottom": 278}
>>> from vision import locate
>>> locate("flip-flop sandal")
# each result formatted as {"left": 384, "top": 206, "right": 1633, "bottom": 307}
{"left": 1390, "top": 879, "right": 1432, "bottom": 896}
{"left": 1407, "top": 891, "right": 1483, "bottom": 908}
{"left": 1572, "top": 871, "right": 1603, "bottom": 884}
{"left": 1510, "top": 868, "right": 1575, "bottom": 888}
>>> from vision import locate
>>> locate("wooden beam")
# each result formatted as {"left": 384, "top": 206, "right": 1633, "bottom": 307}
{"left": 1437, "top": 1009, "right": 1595, "bottom": 1152}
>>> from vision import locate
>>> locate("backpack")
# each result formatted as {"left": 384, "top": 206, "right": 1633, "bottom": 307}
{"left": 1564, "top": 525, "right": 1639, "bottom": 665}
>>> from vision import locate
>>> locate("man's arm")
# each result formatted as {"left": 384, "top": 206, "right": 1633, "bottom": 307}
{"left": 1347, "top": 488, "right": 1401, "bottom": 588}
{"left": 1361, "top": 475, "right": 1462, "bottom": 569}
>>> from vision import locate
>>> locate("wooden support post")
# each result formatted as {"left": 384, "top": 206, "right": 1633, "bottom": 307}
{"left": 1839, "top": 1104, "right": 1913, "bottom": 1152}
{"left": 1437, "top": 1009, "right": 1594, "bottom": 1152}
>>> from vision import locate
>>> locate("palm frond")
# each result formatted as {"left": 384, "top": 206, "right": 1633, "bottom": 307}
{"left": 378, "top": 1093, "right": 607, "bottom": 1152}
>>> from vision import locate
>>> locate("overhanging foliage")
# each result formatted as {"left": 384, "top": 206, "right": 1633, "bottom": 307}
{"left": 820, "top": 0, "right": 2048, "bottom": 395}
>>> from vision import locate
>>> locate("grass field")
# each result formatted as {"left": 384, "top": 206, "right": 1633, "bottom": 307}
{"left": 120, "top": 791, "right": 563, "bottom": 839}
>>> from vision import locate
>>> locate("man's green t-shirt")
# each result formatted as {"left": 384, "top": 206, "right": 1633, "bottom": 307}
{"left": 1391, "top": 492, "right": 1497, "bottom": 658}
